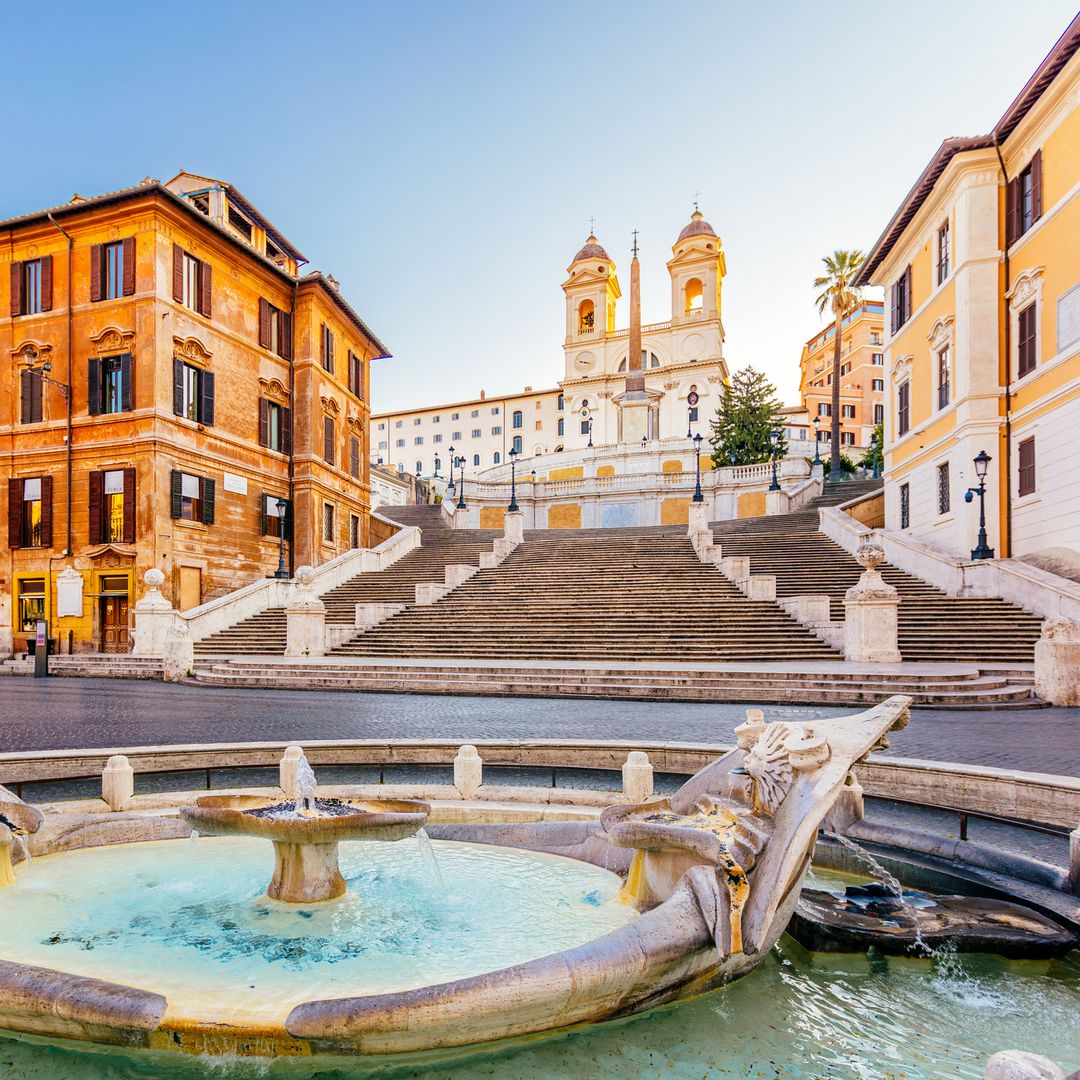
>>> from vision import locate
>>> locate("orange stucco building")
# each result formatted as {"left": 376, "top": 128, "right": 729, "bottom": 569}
{"left": 1, "top": 172, "right": 388, "bottom": 655}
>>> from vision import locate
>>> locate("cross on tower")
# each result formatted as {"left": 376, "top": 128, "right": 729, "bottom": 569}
{"left": 587, "top": 216, "right": 596, "bottom": 235}
{"left": 631, "top": 229, "right": 639, "bottom": 257}
{"left": 693, "top": 191, "right": 701, "bottom": 212}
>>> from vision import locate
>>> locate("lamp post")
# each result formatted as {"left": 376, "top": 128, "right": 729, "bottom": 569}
{"left": 446, "top": 446, "right": 455, "bottom": 495}
{"left": 274, "top": 497, "right": 289, "bottom": 579}
{"left": 23, "top": 348, "right": 69, "bottom": 401}
{"left": 768, "top": 430, "right": 781, "bottom": 491}
{"left": 587, "top": 417, "right": 593, "bottom": 448}
{"left": 641, "top": 436, "right": 647, "bottom": 450}
{"left": 692, "top": 433, "right": 704, "bottom": 503}
{"left": 507, "top": 447, "right": 519, "bottom": 512}
{"left": 812, "top": 418, "right": 821, "bottom": 466}
{"left": 729, "top": 450, "right": 737, "bottom": 468}
{"left": 871, "top": 428, "right": 882, "bottom": 480}
{"left": 455, "top": 455, "right": 466, "bottom": 510}
{"left": 964, "top": 450, "right": 995, "bottom": 560}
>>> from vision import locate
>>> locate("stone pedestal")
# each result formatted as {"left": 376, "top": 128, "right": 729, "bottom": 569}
{"left": 844, "top": 542, "right": 901, "bottom": 663}
{"left": 102, "top": 754, "right": 134, "bottom": 812}
{"left": 280, "top": 745, "right": 305, "bottom": 800}
{"left": 618, "top": 399, "right": 651, "bottom": 444}
{"left": 503, "top": 511, "right": 524, "bottom": 546}
{"left": 622, "top": 751, "right": 653, "bottom": 804}
{"left": 285, "top": 568, "right": 326, "bottom": 657}
{"left": 765, "top": 488, "right": 788, "bottom": 517}
{"left": 687, "top": 502, "right": 709, "bottom": 538}
{"left": 454, "top": 744, "right": 483, "bottom": 798}
{"left": 132, "top": 569, "right": 176, "bottom": 657}
{"left": 162, "top": 620, "right": 194, "bottom": 682}
{"left": 1034, "top": 619, "right": 1080, "bottom": 706}
{"left": 269, "top": 841, "right": 345, "bottom": 903}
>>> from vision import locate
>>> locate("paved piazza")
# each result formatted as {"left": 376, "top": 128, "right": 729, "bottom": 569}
{"left": 0, "top": 678, "right": 1075, "bottom": 776}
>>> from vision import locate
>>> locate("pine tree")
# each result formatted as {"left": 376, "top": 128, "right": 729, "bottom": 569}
{"left": 709, "top": 367, "right": 788, "bottom": 467}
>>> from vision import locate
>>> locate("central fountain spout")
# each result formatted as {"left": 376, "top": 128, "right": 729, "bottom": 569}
{"left": 180, "top": 750, "right": 430, "bottom": 904}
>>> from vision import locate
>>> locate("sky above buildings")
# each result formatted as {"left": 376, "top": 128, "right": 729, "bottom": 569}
{"left": 5, "top": 1, "right": 1078, "bottom": 411}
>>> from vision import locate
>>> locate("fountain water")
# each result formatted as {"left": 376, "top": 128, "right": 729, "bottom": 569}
{"left": 416, "top": 827, "right": 445, "bottom": 888}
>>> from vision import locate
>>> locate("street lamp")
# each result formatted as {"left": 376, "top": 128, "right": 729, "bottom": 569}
{"left": 812, "top": 417, "right": 821, "bottom": 466}
{"left": 871, "top": 428, "right": 882, "bottom": 480}
{"left": 692, "top": 433, "right": 704, "bottom": 503}
{"left": 508, "top": 446, "right": 519, "bottom": 512}
{"left": 587, "top": 417, "right": 594, "bottom": 448}
{"left": 455, "top": 455, "right": 466, "bottom": 510}
{"left": 274, "top": 497, "right": 289, "bottom": 579}
{"left": 22, "top": 347, "right": 69, "bottom": 400}
{"left": 729, "top": 450, "right": 737, "bottom": 468}
{"left": 446, "top": 446, "right": 456, "bottom": 495}
{"left": 768, "top": 429, "right": 781, "bottom": 491}
{"left": 641, "top": 436, "right": 647, "bottom": 450}
{"left": 964, "top": 450, "right": 995, "bottom": 560}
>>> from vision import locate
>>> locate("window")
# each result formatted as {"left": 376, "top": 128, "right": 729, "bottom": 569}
{"left": 89, "top": 354, "right": 133, "bottom": 415}
{"left": 9, "top": 257, "right": 51, "bottom": 316}
{"left": 1018, "top": 437, "right": 1036, "bottom": 496}
{"left": 1018, "top": 302, "right": 1038, "bottom": 377}
{"left": 348, "top": 352, "right": 364, "bottom": 397}
{"left": 414, "top": 436, "right": 423, "bottom": 445}
{"left": 512, "top": 410, "right": 523, "bottom": 429}
{"left": 394, "top": 419, "right": 403, "bottom": 428}
{"left": 842, "top": 405, "right": 856, "bottom": 419}
{"left": 897, "top": 382, "right": 910, "bottom": 436}
{"left": 350, "top": 514, "right": 360, "bottom": 548}
{"left": 818, "top": 403, "right": 830, "bottom": 417}
{"left": 323, "top": 416, "right": 336, "bottom": 465}
{"left": 172, "top": 360, "right": 214, "bottom": 424}
{"left": 870, "top": 332, "right": 883, "bottom": 346}
{"left": 19, "top": 370, "right": 42, "bottom": 424}
{"left": 258, "top": 299, "right": 293, "bottom": 359}
{"left": 872, "top": 353, "right": 884, "bottom": 365}
{"left": 172, "top": 246, "right": 211, "bottom": 316}
{"left": 432, "top": 415, "right": 440, "bottom": 424}
{"left": 350, "top": 436, "right": 361, "bottom": 479}
{"left": 493, "top": 452, "right": 501, "bottom": 464}
{"left": 580, "top": 420, "right": 590, "bottom": 434}
{"left": 87, "top": 468, "right": 135, "bottom": 544}
{"left": 535, "top": 420, "right": 542, "bottom": 430}
{"left": 841, "top": 432, "right": 855, "bottom": 445}
{"left": 258, "top": 398, "right": 291, "bottom": 454}
{"left": 471, "top": 428, "right": 481, "bottom": 438}
{"left": 17, "top": 579, "right": 46, "bottom": 633}
{"left": 937, "top": 462, "right": 950, "bottom": 515}
{"left": 557, "top": 394, "right": 564, "bottom": 410}
{"left": 451, "top": 412, "right": 459, "bottom": 421}
{"left": 170, "top": 471, "right": 214, "bottom": 524}
{"left": 261, "top": 494, "right": 290, "bottom": 539}
{"left": 395, "top": 438, "right": 405, "bottom": 448}
{"left": 900, "top": 483, "right": 910, "bottom": 529}
{"left": 451, "top": 431, "right": 462, "bottom": 441}
{"left": 930, "top": 222, "right": 948, "bottom": 287}
{"left": 492, "top": 426, "right": 502, "bottom": 435}
{"left": 91, "top": 239, "right": 135, "bottom": 301}
{"left": 378, "top": 440, "right": 387, "bottom": 450}
{"left": 557, "top": 418, "right": 564, "bottom": 436}
{"left": 320, "top": 324, "right": 335, "bottom": 374}
{"left": 413, "top": 417, "right": 422, "bottom": 425}
{"left": 937, "top": 346, "right": 951, "bottom": 409}
{"left": 874, "top": 403, "right": 884, "bottom": 424}
{"left": 472, "top": 453, "right": 480, "bottom": 466}
{"left": 512, "top": 435, "right": 522, "bottom": 454}
{"left": 470, "top": 409, "right": 479, "bottom": 418}
{"left": 323, "top": 502, "right": 335, "bottom": 543}
{"left": 840, "top": 362, "right": 851, "bottom": 377}
{"left": 415, "top": 460, "right": 422, "bottom": 473}
{"left": 890, "top": 264, "right": 912, "bottom": 333}
{"left": 9, "top": 477, "right": 51, "bottom": 548}
{"left": 433, "top": 433, "right": 442, "bottom": 443}
{"left": 688, "top": 406, "right": 699, "bottom": 422}
{"left": 1008, "top": 152, "right": 1042, "bottom": 245}
{"left": 873, "top": 378, "right": 884, "bottom": 392}
{"left": 492, "top": 406, "right": 500, "bottom": 415}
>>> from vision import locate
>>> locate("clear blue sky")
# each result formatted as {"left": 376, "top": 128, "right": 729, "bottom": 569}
{"left": 5, "top": 1, "right": 1077, "bottom": 410}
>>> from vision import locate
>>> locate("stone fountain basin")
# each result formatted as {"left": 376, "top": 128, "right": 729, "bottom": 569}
{"left": 179, "top": 795, "right": 430, "bottom": 844}
{"left": 601, "top": 799, "right": 737, "bottom": 860}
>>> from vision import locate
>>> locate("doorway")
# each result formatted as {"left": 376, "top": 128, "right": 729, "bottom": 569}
{"left": 179, "top": 566, "right": 202, "bottom": 612}
{"left": 99, "top": 575, "right": 130, "bottom": 653}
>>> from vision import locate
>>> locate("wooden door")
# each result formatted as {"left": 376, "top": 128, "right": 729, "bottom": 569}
{"left": 179, "top": 566, "right": 202, "bottom": 612}
{"left": 101, "top": 595, "right": 130, "bottom": 653}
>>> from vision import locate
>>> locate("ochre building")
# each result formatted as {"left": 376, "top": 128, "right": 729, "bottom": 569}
{"left": 859, "top": 13, "right": 1080, "bottom": 566}
{"left": 1, "top": 172, "right": 388, "bottom": 655}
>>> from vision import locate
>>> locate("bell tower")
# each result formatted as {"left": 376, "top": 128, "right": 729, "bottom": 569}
{"left": 667, "top": 206, "right": 726, "bottom": 333}
{"left": 562, "top": 231, "right": 620, "bottom": 380}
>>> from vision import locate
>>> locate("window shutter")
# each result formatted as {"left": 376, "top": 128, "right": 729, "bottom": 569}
{"left": 258, "top": 298, "right": 271, "bottom": 349}
{"left": 1006, "top": 177, "right": 1019, "bottom": 246}
{"left": 123, "top": 467, "right": 136, "bottom": 543}
{"left": 1019, "top": 437, "right": 1036, "bottom": 496}
{"left": 7, "top": 478, "right": 23, "bottom": 549}
{"left": 9, "top": 261, "right": 21, "bottom": 317}
{"left": 90, "top": 244, "right": 103, "bottom": 302}
{"left": 173, "top": 358, "right": 184, "bottom": 416}
{"left": 120, "top": 353, "right": 132, "bottom": 411}
{"left": 327, "top": 329, "right": 334, "bottom": 374}
{"left": 122, "top": 236, "right": 136, "bottom": 295}
{"left": 198, "top": 260, "right": 212, "bottom": 318}
{"left": 320, "top": 323, "right": 327, "bottom": 367}
{"left": 1031, "top": 149, "right": 1042, "bottom": 223}
{"left": 903, "top": 265, "right": 912, "bottom": 322}
{"left": 280, "top": 311, "right": 293, "bottom": 359}
{"left": 88, "top": 470, "right": 103, "bottom": 545}
{"left": 282, "top": 406, "right": 293, "bottom": 455}
{"left": 260, "top": 492, "right": 269, "bottom": 536}
{"left": 88, "top": 358, "right": 102, "bottom": 415}
{"left": 170, "top": 470, "right": 182, "bottom": 519}
{"left": 172, "top": 245, "right": 184, "bottom": 301}
{"left": 40, "top": 256, "right": 53, "bottom": 312}
{"left": 350, "top": 436, "right": 360, "bottom": 478}
{"left": 889, "top": 282, "right": 898, "bottom": 335}
{"left": 324, "top": 416, "right": 334, "bottom": 464}
{"left": 200, "top": 370, "right": 215, "bottom": 426}
{"left": 200, "top": 476, "right": 215, "bottom": 525}
{"left": 20, "top": 371, "right": 34, "bottom": 424}
{"left": 258, "top": 397, "right": 269, "bottom": 447}
{"left": 39, "top": 476, "right": 52, "bottom": 547}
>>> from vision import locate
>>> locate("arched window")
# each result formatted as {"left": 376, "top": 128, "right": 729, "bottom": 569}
{"left": 415, "top": 460, "right": 422, "bottom": 474}
{"left": 557, "top": 393, "right": 564, "bottom": 410}
{"left": 577, "top": 299, "right": 595, "bottom": 333}
{"left": 684, "top": 277, "right": 703, "bottom": 312}
{"left": 617, "top": 351, "right": 661, "bottom": 372}
{"left": 512, "top": 410, "right": 523, "bottom": 429}
{"left": 493, "top": 451, "right": 501, "bottom": 464}
{"left": 557, "top": 418, "right": 564, "bottom": 436}
{"left": 472, "top": 453, "right": 480, "bottom": 466}
{"left": 512, "top": 435, "right": 522, "bottom": 454}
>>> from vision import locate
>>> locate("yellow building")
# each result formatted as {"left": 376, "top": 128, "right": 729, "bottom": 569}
{"left": 858, "top": 12, "right": 1080, "bottom": 565}
{"left": 799, "top": 300, "right": 885, "bottom": 454}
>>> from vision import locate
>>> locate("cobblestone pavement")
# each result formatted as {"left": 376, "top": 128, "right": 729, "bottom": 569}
{"left": 0, "top": 678, "right": 1076, "bottom": 776}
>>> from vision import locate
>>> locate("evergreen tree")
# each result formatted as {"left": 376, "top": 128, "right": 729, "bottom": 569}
{"left": 709, "top": 366, "right": 788, "bottom": 467}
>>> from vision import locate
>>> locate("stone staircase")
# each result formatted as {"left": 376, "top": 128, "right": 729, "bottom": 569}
{"left": 710, "top": 483, "right": 1044, "bottom": 665}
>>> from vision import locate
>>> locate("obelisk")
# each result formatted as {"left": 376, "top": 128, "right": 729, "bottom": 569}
{"left": 618, "top": 230, "right": 651, "bottom": 442}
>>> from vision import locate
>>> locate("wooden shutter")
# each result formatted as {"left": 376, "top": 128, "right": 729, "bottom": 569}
{"left": 889, "top": 281, "right": 898, "bottom": 335}
{"left": 1031, "top": 149, "right": 1042, "bottom": 223}
{"left": 198, "top": 260, "right": 212, "bottom": 318}
{"left": 260, "top": 492, "right": 269, "bottom": 536}
{"left": 122, "top": 236, "right": 136, "bottom": 295}
{"left": 324, "top": 416, "right": 334, "bottom": 464}
{"left": 39, "top": 476, "right": 52, "bottom": 547}
{"left": 1006, "top": 176, "right": 1019, "bottom": 246}
{"left": 903, "top": 265, "right": 912, "bottom": 323}
{"left": 20, "top": 371, "right": 34, "bottom": 424}
{"left": 320, "top": 323, "right": 327, "bottom": 367}
{"left": 122, "top": 468, "right": 136, "bottom": 543}
{"left": 7, "top": 478, "right": 23, "bottom": 549}
{"left": 327, "top": 328, "right": 334, "bottom": 374}
{"left": 9, "top": 261, "right": 21, "bottom": 317}
{"left": 200, "top": 370, "right": 215, "bottom": 426}
{"left": 172, "top": 244, "right": 184, "bottom": 301}
{"left": 282, "top": 407, "right": 293, "bottom": 455}
{"left": 88, "top": 470, "right": 103, "bottom": 545}
{"left": 120, "top": 353, "right": 133, "bottom": 411}
{"left": 90, "top": 244, "right": 103, "bottom": 302}
{"left": 350, "top": 436, "right": 360, "bottom": 478}
{"left": 39, "top": 256, "right": 53, "bottom": 312}
{"left": 258, "top": 298, "right": 271, "bottom": 349}
{"left": 258, "top": 397, "right": 269, "bottom": 447}
{"left": 88, "top": 358, "right": 101, "bottom": 416}
{"left": 280, "top": 311, "right": 293, "bottom": 359}
{"left": 170, "top": 470, "right": 183, "bottom": 519}
{"left": 173, "top": 358, "right": 184, "bottom": 416}
{"left": 1018, "top": 437, "right": 1036, "bottom": 496}
{"left": 200, "top": 476, "right": 215, "bottom": 525}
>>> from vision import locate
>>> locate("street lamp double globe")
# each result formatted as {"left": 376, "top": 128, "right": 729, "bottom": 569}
{"left": 768, "top": 429, "right": 781, "bottom": 492}
{"left": 691, "top": 433, "right": 704, "bottom": 503}
{"left": 274, "top": 497, "right": 289, "bottom": 579}
{"left": 507, "top": 447, "right": 519, "bottom": 513}
{"left": 445, "top": 446, "right": 456, "bottom": 496}
{"left": 455, "top": 456, "right": 466, "bottom": 510}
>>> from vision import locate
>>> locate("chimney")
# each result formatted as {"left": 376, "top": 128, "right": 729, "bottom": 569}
{"left": 524, "top": 386, "right": 532, "bottom": 392}
{"left": 480, "top": 390, "right": 486, "bottom": 400}
{"left": 326, "top": 274, "right": 340, "bottom": 291}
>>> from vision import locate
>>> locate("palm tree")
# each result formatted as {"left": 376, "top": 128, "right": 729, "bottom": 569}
{"left": 813, "top": 250, "right": 864, "bottom": 478}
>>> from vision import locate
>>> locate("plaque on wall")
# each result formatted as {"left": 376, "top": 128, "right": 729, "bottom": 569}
{"left": 1058, "top": 282, "right": 1080, "bottom": 354}
{"left": 222, "top": 473, "right": 248, "bottom": 495}
{"left": 56, "top": 568, "right": 84, "bottom": 618}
